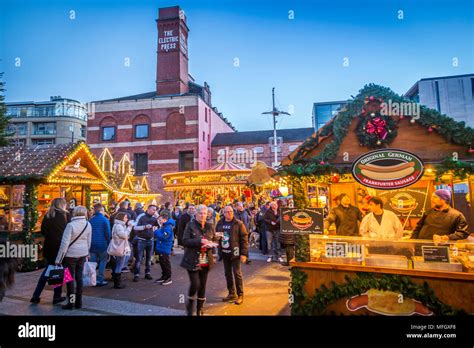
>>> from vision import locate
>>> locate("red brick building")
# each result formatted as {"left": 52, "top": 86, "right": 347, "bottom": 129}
{"left": 87, "top": 6, "right": 235, "bottom": 196}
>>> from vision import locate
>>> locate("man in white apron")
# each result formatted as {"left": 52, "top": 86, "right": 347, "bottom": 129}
{"left": 359, "top": 196, "right": 403, "bottom": 239}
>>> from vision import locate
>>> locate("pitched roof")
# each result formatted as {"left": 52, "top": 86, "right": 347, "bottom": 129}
{"left": 211, "top": 128, "right": 314, "bottom": 146}
{"left": 0, "top": 143, "right": 77, "bottom": 180}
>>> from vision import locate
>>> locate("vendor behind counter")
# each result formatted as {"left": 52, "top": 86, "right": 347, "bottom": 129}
{"left": 411, "top": 189, "right": 469, "bottom": 243}
{"left": 324, "top": 194, "right": 363, "bottom": 236}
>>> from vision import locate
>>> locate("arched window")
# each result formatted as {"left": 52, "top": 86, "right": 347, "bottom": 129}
{"left": 100, "top": 116, "right": 117, "bottom": 142}
{"left": 133, "top": 114, "right": 151, "bottom": 140}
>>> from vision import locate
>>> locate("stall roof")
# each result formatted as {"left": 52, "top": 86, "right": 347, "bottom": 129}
{"left": 0, "top": 143, "right": 77, "bottom": 180}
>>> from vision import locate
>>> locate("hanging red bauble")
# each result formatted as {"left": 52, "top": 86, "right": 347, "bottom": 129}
{"left": 369, "top": 96, "right": 375, "bottom": 101}
{"left": 319, "top": 161, "right": 325, "bottom": 165}
{"left": 399, "top": 115, "right": 405, "bottom": 120}
{"left": 428, "top": 127, "right": 433, "bottom": 133}
{"left": 331, "top": 174, "right": 340, "bottom": 183}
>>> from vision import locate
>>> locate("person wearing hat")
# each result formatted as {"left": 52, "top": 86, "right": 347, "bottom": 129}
{"left": 411, "top": 189, "right": 469, "bottom": 242}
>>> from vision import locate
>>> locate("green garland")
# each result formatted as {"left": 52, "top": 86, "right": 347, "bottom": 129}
{"left": 20, "top": 183, "right": 39, "bottom": 271}
{"left": 85, "top": 186, "right": 91, "bottom": 210}
{"left": 435, "top": 158, "right": 474, "bottom": 180}
{"left": 290, "top": 268, "right": 466, "bottom": 316}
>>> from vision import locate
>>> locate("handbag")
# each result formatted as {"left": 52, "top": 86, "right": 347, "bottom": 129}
{"left": 82, "top": 261, "right": 97, "bottom": 287}
{"left": 47, "top": 266, "right": 65, "bottom": 285}
{"left": 52, "top": 267, "right": 73, "bottom": 288}
{"left": 107, "top": 225, "right": 128, "bottom": 257}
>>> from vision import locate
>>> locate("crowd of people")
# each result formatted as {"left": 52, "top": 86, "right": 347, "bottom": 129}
{"left": 28, "top": 197, "right": 292, "bottom": 315}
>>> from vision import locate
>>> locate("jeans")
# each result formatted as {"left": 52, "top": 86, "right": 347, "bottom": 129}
{"left": 222, "top": 254, "right": 243, "bottom": 296}
{"left": 158, "top": 253, "right": 172, "bottom": 279}
{"left": 266, "top": 230, "right": 280, "bottom": 259}
{"left": 259, "top": 227, "right": 268, "bottom": 254}
{"left": 133, "top": 238, "right": 153, "bottom": 276}
{"left": 32, "top": 264, "right": 63, "bottom": 301}
{"left": 89, "top": 250, "right": 108, "bottom": 283}
{"left": 63, "top": 256, "right": 86, "bottom": 304}
{"left": 114, "top": 254, "right": 130, "bottom": 274}
{"left": 187, "top": 267, "right": 209, "bottom": 299}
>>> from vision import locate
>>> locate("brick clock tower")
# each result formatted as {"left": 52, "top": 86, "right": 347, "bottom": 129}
{"left": 156, "top": 6, "right": 190, "bottom": 95}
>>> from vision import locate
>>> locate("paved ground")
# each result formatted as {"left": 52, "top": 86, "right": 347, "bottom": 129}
{"left": 1, "top": 248, "right": 291, "bottom": 316}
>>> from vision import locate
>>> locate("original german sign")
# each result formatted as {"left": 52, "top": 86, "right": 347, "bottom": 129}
{"left": 352, "top": 149, "right": 424, "bottom": 190}
{"left": 280, "top": 208, "right": 324, "bottom": 234}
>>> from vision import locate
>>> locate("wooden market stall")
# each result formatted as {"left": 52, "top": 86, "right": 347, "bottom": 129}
{"left": 280, "top": 84, "right": 474, "bottom": 315}
{"left": 0, "top": 142, "right": 109, "bottom": 244}
{"left": 162, "top": 161, "right": 252, "bottom": 205}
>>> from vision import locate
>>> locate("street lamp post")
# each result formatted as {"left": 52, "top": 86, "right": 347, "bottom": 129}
{"left": 262, "top": 87, "right": 290, "bottom": 167}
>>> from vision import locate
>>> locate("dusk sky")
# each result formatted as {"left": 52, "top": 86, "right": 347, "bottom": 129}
{"left": 1, "top": 0, "right": 473, "bottom": 131}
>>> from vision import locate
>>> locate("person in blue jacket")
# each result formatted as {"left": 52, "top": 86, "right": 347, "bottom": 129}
{"left": 154, "top": 211, "right": 175, "bottom": 285}
{"left": 89, "top": 203, "right": 111, "bottom": 286}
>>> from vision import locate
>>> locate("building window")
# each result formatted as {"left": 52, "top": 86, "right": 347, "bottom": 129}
{"left": 32, "top": 139, "right": 55, "bottom": 145}
{"left": 33, "top": 122, "right": 56, "bottom": 135}
{"left": 179, "top": 151, "right": 194, "bottom": 171}
{"left": 9, "top": 138, "right": 26, "bottom": 146}
{"left": 102, "top": 126, "right": 116, "bottom": 141}
{"left": 471, "top": 78, "right": 474, "bottom": 98}
{"left": 205, "top": 109, "right": 208, "bottom": 123}
{"left": 7, "top": 123, "right": 27, "bottom": 136}
{"left": 135, "top": 124, "right": 149, "bottom": 139}
{"left": 253, "top": 146, "right": 264, "bottom": 154}
{"left": 80, "top": 125, "right": 86, "bottom": 138}
{"left": 434, "top": 81, "right": 441, "bottom": 112}
{"left": 202, "top": 131, "right": 205, "bottom": 142}
{"left": 134, "top": 153, "right": 148, "bottom": 175}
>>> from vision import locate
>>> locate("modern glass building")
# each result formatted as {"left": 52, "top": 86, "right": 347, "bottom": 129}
{"left": 405, "top": 74, "right": 474, "bottom": 128}
{"left": 312, "top": 101, "right": 348, "bottom": 131}
{"left": 5, "top": 96, "right": 88, "bottom": 146}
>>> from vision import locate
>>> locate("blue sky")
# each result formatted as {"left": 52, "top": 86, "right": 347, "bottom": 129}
{"left": 1, "top": 0, "right": 473, "bottom": 131}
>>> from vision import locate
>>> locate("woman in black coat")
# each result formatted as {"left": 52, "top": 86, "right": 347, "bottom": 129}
{"left": 180, "top": 204, "right": 218, "bottom": 316}
{"left": 30, "top": 198, "right": 70, "bottom": 304}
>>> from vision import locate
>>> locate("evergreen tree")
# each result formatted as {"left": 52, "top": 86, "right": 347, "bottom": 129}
{"left": 0, "top": 73, "right": 10, "bottom": 146}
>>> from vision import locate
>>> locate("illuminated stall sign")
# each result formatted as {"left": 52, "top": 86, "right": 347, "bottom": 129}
{"left": 281, "top": 208, "right": 324, "bottom": 234}
{"left": 352, "top": 149, "right": 424, "bottom": 190}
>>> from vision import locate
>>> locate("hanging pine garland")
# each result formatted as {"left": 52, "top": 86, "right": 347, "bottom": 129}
{"left": 20, "top": 182, "right": 39, "bottom": 271}
{"left": 290, "top": 269, "right": 466, "bottom": 316}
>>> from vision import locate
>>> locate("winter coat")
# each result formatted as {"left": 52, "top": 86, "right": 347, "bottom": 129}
{"left": 134, "top": 213, "right": 159, "bottom": 240}
{"left": 55, "top": 216, "right": 92, "bottom": 263}
{"left": 89, "top": 213, "right": 111, "bottom": 253}
{"left": 177, "top": 212, "right": 193, "bottom": 246}
{"left": 216, "top": 217, "right": 249, "bottom": 260}
{"left": 108, "top": 220, "right": 131, "bottom": 257}
{"left": 180, "top": 219, "right": 217, "bottom": 271}
{"left": 263, "top": 208, "right": 280, "bottom": 233}
{"left": 235, "top": 210, "right": 251, "bottom": 231}
{"left": 154, "top": 219, "right": 175, "bottom": 255}
{"left": 412, "top": 207, "right": 469, "bottom": 240}
{"left": 40, "top": 210, "right": 70, "bottom": 264}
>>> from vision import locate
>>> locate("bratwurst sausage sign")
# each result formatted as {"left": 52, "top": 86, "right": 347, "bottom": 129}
{"left": 352, "top": 149, "right": 424, "bottom": 189}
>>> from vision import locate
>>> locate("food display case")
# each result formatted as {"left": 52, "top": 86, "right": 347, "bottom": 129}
{"left": 309, "top": 234, "right": 474, "bottom": 273}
